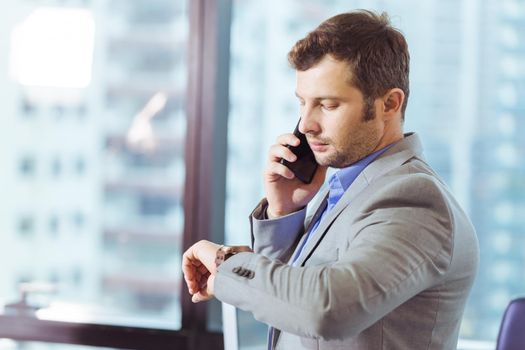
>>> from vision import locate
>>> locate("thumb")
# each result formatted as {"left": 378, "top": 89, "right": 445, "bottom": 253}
{"left": 191, "top": 290, "right": 211, "bottom": 303}
{"left": 191, "top": 275, "right": 215, "bottom": 303}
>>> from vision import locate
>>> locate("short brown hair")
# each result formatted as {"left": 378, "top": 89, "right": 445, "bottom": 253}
{"left": 288, "top": 10, "right": 410, "bottom": 120}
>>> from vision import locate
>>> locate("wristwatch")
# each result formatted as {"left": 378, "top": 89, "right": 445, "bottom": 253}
{"left": 215, "top": 245, "right": 251, "bottom": 268}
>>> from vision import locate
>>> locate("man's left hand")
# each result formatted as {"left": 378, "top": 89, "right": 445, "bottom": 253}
{"left": 182, "top": 240, "right": 221, "bottom": 303}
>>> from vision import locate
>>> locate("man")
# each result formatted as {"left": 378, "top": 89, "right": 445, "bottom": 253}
{"left": 183, "top": 10, "right": 479, "bottom": 350}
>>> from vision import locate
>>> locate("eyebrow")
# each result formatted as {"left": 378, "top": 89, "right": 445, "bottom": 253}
{"left": 294, "top": 92, "right": 344, "bottom": 101}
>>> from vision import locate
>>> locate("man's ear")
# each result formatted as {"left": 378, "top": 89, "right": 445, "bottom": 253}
{"left": 382, "top": 88, "right": 405, "bottom": 118}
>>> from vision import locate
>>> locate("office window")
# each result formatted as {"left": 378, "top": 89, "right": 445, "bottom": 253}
{"left": 1, "top": 1, "right": 228, "bottom": 348}
{"left": 225, "top": 0, "right": 524, "bottom": 348}
{"left": 0, "top": 0, "right": 190, "bottom": 343}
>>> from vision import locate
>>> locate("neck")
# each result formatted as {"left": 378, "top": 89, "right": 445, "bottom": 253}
{"left": 373, "top": 126, "right": 403, "bottom": 153}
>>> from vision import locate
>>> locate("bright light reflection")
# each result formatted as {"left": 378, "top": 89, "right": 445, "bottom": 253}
{"left": 36, "top": 301, "right": 175, "bottom": 329}
{"left": 9, "top": 7, "right": 95, "bottom": 88}
{"left": 127, "top": 92, "right": 168, "bottom": 153}
{"left": 0, "top": 339, "right": 16, "bottom": 349}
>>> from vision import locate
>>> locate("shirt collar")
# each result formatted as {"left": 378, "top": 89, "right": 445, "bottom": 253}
{"left": 329, "top": 143, "right": 395, "bottom": 194}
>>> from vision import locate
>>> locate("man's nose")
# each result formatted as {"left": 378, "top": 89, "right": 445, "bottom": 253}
{"left": 299, "top": 107, "right": 321, "bottom": 135}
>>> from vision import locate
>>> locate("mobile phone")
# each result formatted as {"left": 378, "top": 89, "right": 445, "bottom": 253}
{"left": 280, "top": 120, "right": 318, "bottom": 184}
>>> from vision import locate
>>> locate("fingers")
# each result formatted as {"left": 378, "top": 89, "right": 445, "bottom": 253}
{"left": 182, "top": 246, "right": 210, "bottom": 295}
{"left": 276, "top": 133, "right": 300, "bottom": 148}
{"left": 198, "top": 271, "right": 210, "bottom": 290}
{"left": 192, "top": 292, "right": 212, "bottom": 303}
{"left": 182, "top": 253, "right": 198, "bottom": 294}
{"left": 266, "top": 159, "right": 295, "bottom": 180}
{"left": 197, "top": 263, "right": 209, "bottom": 275}
{"left": 269, "top": 133, "right": 300, "bottom": 163}
{"left": 182, "top": 241, "right": 219, "bottom": 297}
{"left": 268, "top": 143, "right": 297, "bottom": 163}
{"left": 182, "top": 264, "right": 200, "bottom": 295}
{"left": 192, "top": 275, "right": 215, "bottom": 303}
{"left": 182, "top": 240, "right": 220, "bottom": 303}
{"left": 183, "top": 264, "right": 209, "bottom": 295}
{"left": 269, "top": 133, "right": 300, "bottom": 161}
{"left": 265, "top": 133, "right": 305, "bottom": 181}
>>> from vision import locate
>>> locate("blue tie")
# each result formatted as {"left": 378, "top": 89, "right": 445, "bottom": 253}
{"left": 267, "top": 327, "right": 274, "bottom": 350}
{"left": 292, "top": 177, "right": 340, "bottom": 265}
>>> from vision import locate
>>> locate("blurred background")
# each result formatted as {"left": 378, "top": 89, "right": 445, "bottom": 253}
{"left": 0, "top": 0, "right": 523, "bottom": 349}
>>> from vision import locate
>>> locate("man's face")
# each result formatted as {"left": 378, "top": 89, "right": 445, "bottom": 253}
{"left": 295, "top": 55, "right": 386, "bottom": 168}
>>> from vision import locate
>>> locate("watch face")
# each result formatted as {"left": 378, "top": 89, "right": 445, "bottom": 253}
{"left": 215, "top": 246, "right": 233, "bottom": 267}
{"left": 215, "top": 246, "right": 226, "bottom": 267}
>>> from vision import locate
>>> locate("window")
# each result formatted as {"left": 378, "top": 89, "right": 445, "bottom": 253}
{"left": 4, "top": 0, "right": 188, "bottom": 326}
{"left": 0, "top": 1, "right": 229, "bottom": 349}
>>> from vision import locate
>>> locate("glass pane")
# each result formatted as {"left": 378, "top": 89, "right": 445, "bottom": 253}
{"left": 226, "top": 0, "right": 523, "bottom": 348}
{"left": 0, "top": 0, "right": 188, "bottom": 329}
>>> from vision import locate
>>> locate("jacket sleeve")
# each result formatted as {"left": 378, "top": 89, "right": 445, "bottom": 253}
{"left": 215, "top": 175, "right": 466, "bottom": 341}
{"left": 249, "top": 198, "right": 306, "bottom": 262}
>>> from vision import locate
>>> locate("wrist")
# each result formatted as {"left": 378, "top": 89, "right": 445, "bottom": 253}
{"left": 267, "top": 205, "right": 302, "bottom": 219}
{"left": 266, "top": 205, "right": 291, "bottom": 219}
{"left": 215, "top": 245, "right": 252, "bottom": 269}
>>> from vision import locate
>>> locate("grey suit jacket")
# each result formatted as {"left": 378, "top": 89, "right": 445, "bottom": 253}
{"left": 215, "top": 133, "right": 479, "bottom": 350}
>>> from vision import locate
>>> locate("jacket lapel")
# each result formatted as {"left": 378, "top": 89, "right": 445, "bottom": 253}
{"left": 296, "top": 133, "right": 424, "bottom": 267}
{"left": 295, "top": 175, "right": 370, "bottom": 267}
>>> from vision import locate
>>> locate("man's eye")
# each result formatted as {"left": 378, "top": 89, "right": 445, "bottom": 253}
{"left": 322, "top": 104, "right": 338, "bottom": 110}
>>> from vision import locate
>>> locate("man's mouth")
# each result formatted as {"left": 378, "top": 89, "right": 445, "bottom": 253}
{"left": 308, "top": 140, "right": 329, "bottom": 152}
